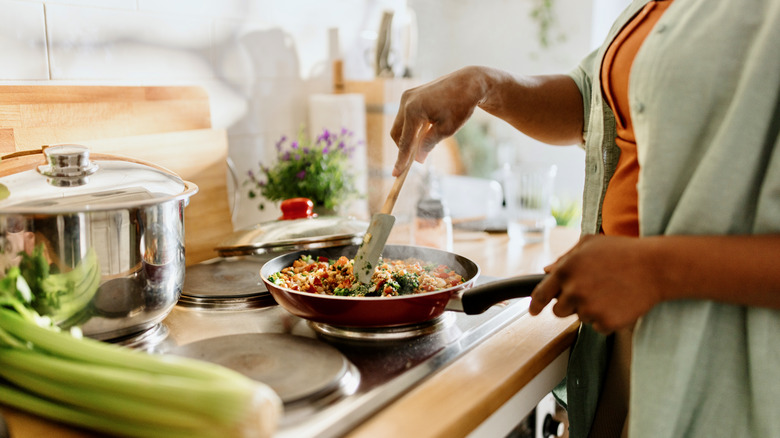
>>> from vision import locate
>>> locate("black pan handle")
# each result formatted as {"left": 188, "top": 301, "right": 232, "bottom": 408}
{"left": 0, "top": 409, "right": 8, "bottom": 438}
{"left": 459, "top": 273, "right": 547, "bottom": 315}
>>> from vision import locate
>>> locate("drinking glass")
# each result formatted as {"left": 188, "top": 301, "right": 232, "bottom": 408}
{"left": 505, "top": 163, "right": 558, "bottom": 244}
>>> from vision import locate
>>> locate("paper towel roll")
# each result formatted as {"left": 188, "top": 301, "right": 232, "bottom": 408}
{"left": 308, "top": 93, "right": 368, "bottom": 219}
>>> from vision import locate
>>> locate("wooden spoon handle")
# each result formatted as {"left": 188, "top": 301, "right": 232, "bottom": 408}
{"left": 380, "top": 122, "right": 433, "bottom": 215}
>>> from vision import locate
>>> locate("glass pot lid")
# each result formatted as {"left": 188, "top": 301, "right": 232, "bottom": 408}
{"left": 0, "top": 145, "right": 197, "bottom": 213}
{"left": 215, "top": 198, "right": 368, "bottom": 257}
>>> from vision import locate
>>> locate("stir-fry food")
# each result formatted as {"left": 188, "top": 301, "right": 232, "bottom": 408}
{"left": 268, "top": 255, "right": 465, "bottom": 297}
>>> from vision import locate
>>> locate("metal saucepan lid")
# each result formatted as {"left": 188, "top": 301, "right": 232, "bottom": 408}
{"left": 215, "top": 198, "right": 368, "bottom": 257}
{"left": 178, "top": 257, "right": 277, "bottom": 310}
{"left": 0, "top": 145, "right": 197, "bottom": 213}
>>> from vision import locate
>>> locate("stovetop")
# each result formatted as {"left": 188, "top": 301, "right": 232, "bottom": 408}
{"left": 151, "top": 277, "right": 531, "bottom": 438}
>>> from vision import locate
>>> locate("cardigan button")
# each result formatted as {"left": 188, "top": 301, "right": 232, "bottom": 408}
{"left": 633, "top": 102, "right": 646, "bottom": 114}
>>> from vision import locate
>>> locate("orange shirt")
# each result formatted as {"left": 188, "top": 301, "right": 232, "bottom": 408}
{"left": 599, "top": 0, "right": 673, "bottom": 236}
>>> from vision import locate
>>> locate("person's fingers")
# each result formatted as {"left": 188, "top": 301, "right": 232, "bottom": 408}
{"left": 391, "top": 118, "right": 419, "bottom": 177}
{"left": 392, "top": 122, "right": 434, "bottom": 176}
{"left": 389, "top": 111, "right": 404, "bottom": 148}
{"left": 552, "top": 293, "right": 577, "bottom": 317}
{"left": 528, "top": 274, "right": 560, "bottom": 315}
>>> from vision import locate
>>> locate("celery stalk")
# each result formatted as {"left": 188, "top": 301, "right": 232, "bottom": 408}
{"left": 37, "top": 248, "right": 100, "bottom": 325}
{"left": 0, "top": 310, "right": 282, "bottom": 437}
{"left": 0, "top": 309, "right": 244, "bottom": 384}
{"left": 0, "top": 365, "right": 222, "bottom": 433}
{"left": 0, "top": 251, "right": 282, "bottom": 438}
{"left": 0, "top": 383, "right": 217, "bottom": 438}
{"left": 0, "top": 347, "right": 248, "bottom": 424}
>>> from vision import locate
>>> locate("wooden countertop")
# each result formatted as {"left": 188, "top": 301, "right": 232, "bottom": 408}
{"left": 0, "top": 227, "right": 581, "bottom": 438}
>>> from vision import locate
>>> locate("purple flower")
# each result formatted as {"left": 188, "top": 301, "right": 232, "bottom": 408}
{"left": 322, "top": 147, "right": 329, "bottom": 154}
{"left": 297, "top": 170, "right": 306, "bottom": 180}
{"left": 282, "top": 151, "right": 291, "bottom": 161}
{"left": 275, "top": 136, "right": 286, "bottom": 151}
{"left": 291, "top": 141, "right": 299, "bottom": 149}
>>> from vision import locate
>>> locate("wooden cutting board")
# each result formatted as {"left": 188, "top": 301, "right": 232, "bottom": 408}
{"left": 0, "top": 85, "right": 212, "bottom": 153}
{"left": 0, "top": 85, "right": 233, "bottom": 265}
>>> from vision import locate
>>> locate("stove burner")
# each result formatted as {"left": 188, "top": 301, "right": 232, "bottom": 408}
{"left": 308, "top": 313, "right": 457, "bottom": 341}
{"left": 179, "top": 258, "right": 274, "bottom": 310}
{"left": 167, "top": 333, "right": 359, "bottom": 406}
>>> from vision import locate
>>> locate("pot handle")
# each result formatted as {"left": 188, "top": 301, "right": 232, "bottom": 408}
{"left": 1, "top": 147, "right": 46, "bottom": 160}
{"left": 460, "top": 273, "right": 547, "bottom": 315}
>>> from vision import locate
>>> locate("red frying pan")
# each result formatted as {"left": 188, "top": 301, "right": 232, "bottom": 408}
{"left": 260, "top": 244, "right": 545, "bottom": 327}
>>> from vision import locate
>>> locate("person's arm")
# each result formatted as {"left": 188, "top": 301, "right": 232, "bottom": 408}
{"left": 528, "top": 234, "right": 780, "bottom": 333}
{"left": 390, "top": 66, "right": 584, "bottom": 176}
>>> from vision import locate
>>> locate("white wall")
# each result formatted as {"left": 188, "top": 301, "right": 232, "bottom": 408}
{"left": 409, "top": 0, "right": 594, "bottom": 204}
{"left": 0, "top": 0, "right": 407, "bottom": 229}
{"left": 1, "top": 0, "right": 625, "bottom": 228}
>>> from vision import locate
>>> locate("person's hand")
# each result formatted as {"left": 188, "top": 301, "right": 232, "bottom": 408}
{"left": 529, "top": 234, "right": 667, "bottom": 333}
{"left": 390, "top": 66, "right": 487, "bottom": 176}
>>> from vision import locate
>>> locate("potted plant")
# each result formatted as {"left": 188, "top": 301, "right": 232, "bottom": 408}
{"left": 246, "top": 127, "right": 361, "bottom": 214}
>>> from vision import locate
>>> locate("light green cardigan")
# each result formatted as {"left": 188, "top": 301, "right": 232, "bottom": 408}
{"left": 562, "top": 0, "right": 780, "bottom": 436}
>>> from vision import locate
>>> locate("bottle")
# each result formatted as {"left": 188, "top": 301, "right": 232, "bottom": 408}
{"left": 414, "top": 168, "right": 453, "bottom": 251}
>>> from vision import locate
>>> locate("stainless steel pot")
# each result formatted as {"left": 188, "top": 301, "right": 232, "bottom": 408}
{"left": 0, "top": 145, "right": 198, "bottom": 340}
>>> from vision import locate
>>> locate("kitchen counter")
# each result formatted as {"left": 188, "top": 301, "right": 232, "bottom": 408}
{"left": 0, "top": 227, "right": 581, "bottom": 438}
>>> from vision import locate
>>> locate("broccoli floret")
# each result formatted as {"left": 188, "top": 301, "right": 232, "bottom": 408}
{"left": 392, "top": 272, "right": 420, "bottom": 295}
{"left": 333, "top": 287, "right": 351, "bottom": 296}
{"left": 352, "top": 283, "right": 371, "bottom": 297}
{"left": 334, "top": 283, "right": 370, "bottom": 297}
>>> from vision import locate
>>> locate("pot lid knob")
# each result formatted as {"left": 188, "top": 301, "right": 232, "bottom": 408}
{"left": 37, "top": 144, "right": 99, "bottom": 187}
{"left": 280, "top": 198, "right": 316, "bottom": 220}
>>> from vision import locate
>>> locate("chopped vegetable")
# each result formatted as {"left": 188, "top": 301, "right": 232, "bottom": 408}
{"left": 269, "top": 254, "right": 464, "bottom": 297}
{"left": 0, "top": 246, "right": 282, "bottom": 438}
{"left": 26, "top": 245, "right": 99, "bottom": 326}
{"left": 393, "top": 272, "right": 420, "bottom": 295}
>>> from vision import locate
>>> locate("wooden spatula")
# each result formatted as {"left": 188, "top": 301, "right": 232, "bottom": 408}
{"left": 353, "top": 122, "right": 433, "bottom": 284}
